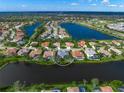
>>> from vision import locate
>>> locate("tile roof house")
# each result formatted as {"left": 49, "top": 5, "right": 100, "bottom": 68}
{"left": 43, "top": 50, "right": 55, "bottom": 59}
{"left": 78, "top": 40, "right": 86, "bottom": 47}
{"left": 67, "top": 87, "right": 80, "bottom": 92}
{"left": 41, "top": 42, "right": 50, "bottom": 48}
{"left": 65, "top": 42, "right": 74, "bottom": 47}
{"left": 15, "top": 30, "right": 25, "bottom": 42}
{"left": 100, "top": 86, "right": 113, "bottom": 92}
{"left": 29, "top": 49, "right": 42, "bottom": 58}
{"left": 71, "top": 50, "right": 84, "bottom": 60}
{"left": 6, "top": 48, "right": 17, "bottom": 56}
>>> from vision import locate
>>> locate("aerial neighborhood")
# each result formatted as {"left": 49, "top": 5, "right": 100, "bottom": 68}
{"left": 0, "top": 18, "right": 124, "bottom": 64}
{"left": 0, "top": 14, "right": 124, "bottom": 92}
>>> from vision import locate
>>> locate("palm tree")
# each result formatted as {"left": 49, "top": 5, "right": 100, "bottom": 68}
{"left": 91, "top": 78, "right": 99, "bottom": 89}
{"left": 12, "top": 81, "right": 25, "bottom": 92}
{"left": 83, "top": 79, "right": 87, "bottom": 87}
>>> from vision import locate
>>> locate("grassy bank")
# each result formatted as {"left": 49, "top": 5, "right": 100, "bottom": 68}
{"left": 0, "top": 79, "right": 123, "bottom": 92}
{"left": 0, "top": 55, "right": 124, "bottom": 69}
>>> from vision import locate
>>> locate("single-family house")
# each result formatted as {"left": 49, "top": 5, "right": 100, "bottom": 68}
{"left": 17, "top": 48, "right": 30, "bottom": 56}
{"left": 67, "top": 87, "right": 80, "bottom": 92}
{"left": 41, "top": 42, "right": 50, "bottom": 48}
{"left": 65, "top": 42, "right": 74, "bottom": 48}
{"left": 100, "top": 86, "right": 113, "bottom": 92}
{"left": 112, "top": 40, "right": 121, "bottom": 46}
{"left": 43, "top": 50, "right": 55, "bottom": 59}
{"left": 29, "top": 49, "right": 42, "bottom": 58}
{"left": 71, "top": 50, "right": 84, "bottom": 60}
{"left": 5, "top": 48, "right": 17, "bottom": 56}
{"left": 109, "top": 47, "right": 122, "bottom": 55}
{"left": 57, "top": 49, "right": 69, "bottom": 58}
{"left": 84, "top": 48, "right": 99, "bottom": 60}
{"left": 98, "top": 48, "right": 112, "bottom": 57}
{"left": 78, "top": 40, "right": 86, "bottom": 47}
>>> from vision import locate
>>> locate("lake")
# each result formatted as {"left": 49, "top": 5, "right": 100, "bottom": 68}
{"left": 0, "top": 62, "right": 124, "bottom": 87}
{"left": 24, "top": 22, "right": 41, "bottom": 37}
{"left": 61, "top": 23, "right": 118, "bottom": 40}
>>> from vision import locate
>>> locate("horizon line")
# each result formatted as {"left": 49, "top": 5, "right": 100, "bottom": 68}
{"left": 0, "top": 11, "right": 124, "bottom": 13}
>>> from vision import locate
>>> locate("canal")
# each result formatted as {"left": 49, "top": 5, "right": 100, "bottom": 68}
{"left": 0, "top": 62, "right": 124, "bottom": 87}
{"left": 61, "top": 23, "right": 118, "bottom": 40}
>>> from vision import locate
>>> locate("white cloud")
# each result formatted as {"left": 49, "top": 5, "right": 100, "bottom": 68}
{"left": 108, "top": 4, "right": 117, "bottom": 7}
{"left": 119, "top": 5, "right": 124, "bottom": 8}
{"left": 102, "top": 0, "right": 110, "bottom": 5}
{"left": 70, "top": 3, "right": 79, "bottom": 6}
{"left": 21, "top": 4, "right": 27, "bottom": 8}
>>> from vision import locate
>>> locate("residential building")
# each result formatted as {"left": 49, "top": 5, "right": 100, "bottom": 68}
{"left": 78, "top": 40, "right": 86, "bottom": 47}
{"left": 67, "top": 87, "right": 80, "bottom": 92}
{"left": 100, "top": 86, "right": 113, "bottom": 92}
{"left": 84, "top": 48, "right": 99, "bottom": 60}
{"left": 109, "top": 47, "right": 122, "bottom": 55}
{"left": 57, "top": 49, "right": 69, "bottom": 58}
{"left": 41, "top": 42, "right": 50, "bottom": 48}
{"left": 98, "top": 48, "right": 112, "bottom": 57}
{"left": 29, "top": 49, "right": 42, "bottom": 58}
{"left": 65, "top": 42, "right": 74, "bottom": 48}
{"left": 5, "top": 48, "right": 17, "bottom": 56}
{"left": 17, "top": 48, "right": 30, "bottom": 56}
{"left": 71, "top": 50, "right": 84, "bottom": 60}
{"left": 43, "top": 50, "right": 55, "bottom": 59}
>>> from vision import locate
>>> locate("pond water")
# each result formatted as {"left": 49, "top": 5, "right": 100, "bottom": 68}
{"left": 24, "top": 22, "right": 41, "bottom": 37}
{"left": 0, "top": 61, "right": 124, "bottom": 87}
{"left": 61, "top": 23, "right": 118, "bottom": 40}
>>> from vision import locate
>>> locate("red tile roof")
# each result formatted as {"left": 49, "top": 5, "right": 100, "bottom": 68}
{"left": 71, "top": 50, "right": 84, "bottom": 58}
{"left": 43, "top": 51, "right": 55, "bottom": 58}
{"left": 6, "top": 48, "right": 17, "bottom": 56}
{"left": 66, "top": 42, "right": 74, "bottom": 47}
{"left": 67, "top": 87, "right": 80, "bottom": 92}
{"left": 41, "top": 42, "right": 50, "bottom": 47}
{"left": 100, "top": 86, "right": 113, "bottom": 92}
{"left": 78, "top": 40, "right": 86, "bottom": 47}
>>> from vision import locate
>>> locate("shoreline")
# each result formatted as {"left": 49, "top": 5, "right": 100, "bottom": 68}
{"left": 1, "top": 79, "right": 123, "bottom": 92}
{"left": 0, "top": 57, "right": 124, "bottom": 70}
{"left": 76, "top": 22, "right": 124, "bottom": 40}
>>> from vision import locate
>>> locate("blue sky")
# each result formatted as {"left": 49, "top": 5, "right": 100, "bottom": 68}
{"left": 0, "top": 0, "right": 124, "bottom": 12}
